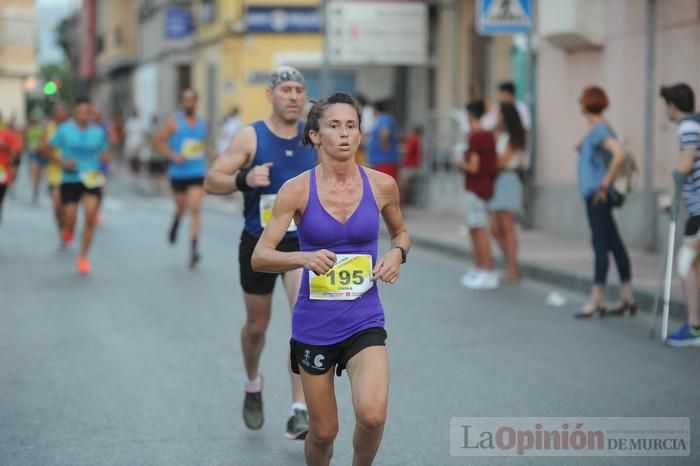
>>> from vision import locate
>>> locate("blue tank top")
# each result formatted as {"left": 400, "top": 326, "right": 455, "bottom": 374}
{"left": 243, "top": 120, "right": 317, "bottom": 238}
{"left": 168, "top": 112, "right": 207, "bottom": 180}
{"left": 292, "top": 166, "right": 384, "bottom": 345}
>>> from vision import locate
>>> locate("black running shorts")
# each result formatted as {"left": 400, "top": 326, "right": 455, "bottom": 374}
{"left": 290, "top": 327, "right": 387, "bottom": 377}
{"left": 685, "top": 215, "right": 700, "bottom": 238}
{"left": 61, "top": 182, "right": 102, "bottom": 204}
{"left": 238, "top": 230, "right": 301, "bottom": 295}
{"left": 170, "top": 177, "right": 204, "bottom": 193}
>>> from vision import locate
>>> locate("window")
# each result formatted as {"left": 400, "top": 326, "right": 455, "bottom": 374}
{"left": 200, "top": 0, "right": 216, "bottom": 24}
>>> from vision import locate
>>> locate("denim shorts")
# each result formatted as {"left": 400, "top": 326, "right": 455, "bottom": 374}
{"left": 465, "top": 191, "right": 489, "bottom": 229}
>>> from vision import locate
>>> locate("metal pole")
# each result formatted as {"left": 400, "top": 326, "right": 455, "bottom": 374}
{"left": 643, "top": 0, "right": 657, "bottom": 251}
{"left": 522, "top": 1, "right": 536, "bottom": 229}
{"left": 320, "top": 0, "right": 331, "bottom": 97}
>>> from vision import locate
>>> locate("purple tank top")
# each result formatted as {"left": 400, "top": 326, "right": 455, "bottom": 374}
{"left": 292, "top": 165, "right": 384, "bottom": 345}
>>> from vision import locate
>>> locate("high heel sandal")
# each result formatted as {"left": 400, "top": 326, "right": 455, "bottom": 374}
{"left": 574, "top": 303, "right": 607, "bottom": 319}
{"left": 608, "top": 300, "right": 638, "bottom": 317}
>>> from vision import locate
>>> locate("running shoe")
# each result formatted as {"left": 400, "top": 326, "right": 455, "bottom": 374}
{"left": 285, "top": 408, "right": 309, "bottom": 440}
{"left": 62, "top": 228, "right": 74, "bottom": 245}
{"left": 666, "top": 324, "right": 700, "bottom": 347}
{"left": 189, "top": 250, "right": 201, "bottom": 269}
{"left": 168, "top": 219, "right": 179, "bottom": 244}
{"left": 243, "top": 391, "right": 264, "bottom": 430}
{"left": 76, "top": 257, "right": 91, "bottom": 275}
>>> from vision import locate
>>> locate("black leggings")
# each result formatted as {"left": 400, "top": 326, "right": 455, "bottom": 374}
{"left": 585, "top": 197, "right": 631, "bottom": 285}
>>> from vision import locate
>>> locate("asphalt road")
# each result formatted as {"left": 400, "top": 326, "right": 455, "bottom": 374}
{"left": 1, "top": 179, "right": 699, "bottom": 466}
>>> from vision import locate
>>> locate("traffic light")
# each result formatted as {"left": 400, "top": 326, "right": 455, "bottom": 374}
{"left": 43, "top": 81, "right": 58, "bottom": 96}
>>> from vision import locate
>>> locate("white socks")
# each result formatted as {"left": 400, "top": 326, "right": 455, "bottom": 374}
{"left": 290, "top": 402, "right": 308, "bottom": 416}
{"left": 245, "top": 375, "right": 263, "bottom": 393}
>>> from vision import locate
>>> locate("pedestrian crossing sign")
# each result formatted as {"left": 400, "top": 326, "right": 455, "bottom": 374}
{"left": 477, "top": 0, "right": 531, "bottom": 35}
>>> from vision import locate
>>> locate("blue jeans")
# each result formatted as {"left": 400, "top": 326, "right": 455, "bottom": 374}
{"left": 585, "top": 197, "right": 631, "bottom": 285}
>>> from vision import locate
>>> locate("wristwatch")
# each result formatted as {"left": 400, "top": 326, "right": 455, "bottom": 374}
{"left": 393, "top": 246, "right": 407, "bottom": 264}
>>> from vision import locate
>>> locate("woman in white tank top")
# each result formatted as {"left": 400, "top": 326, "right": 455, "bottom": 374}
{"left": 489, "top": 102, "right": 527, "bottom": 283}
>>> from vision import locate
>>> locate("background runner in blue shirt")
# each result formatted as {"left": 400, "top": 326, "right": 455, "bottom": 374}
{"left": 154, "top": 89, "right": 209, "bottom": 268}
{"left": 205, "top": 66, "right": 316, "bottom": 440}
{"left": 47, "top": 97, "right": 109, "bottom": 275}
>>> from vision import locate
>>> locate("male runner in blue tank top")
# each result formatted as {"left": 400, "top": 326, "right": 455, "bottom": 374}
{"left": 155, "top": 89, "right": 208, "bottom": 268}
{"left": 204, "top": 67, "right": 317, "bottom": 439}
{"left": 251, "top": 92, "right": 410, "bottom": 466}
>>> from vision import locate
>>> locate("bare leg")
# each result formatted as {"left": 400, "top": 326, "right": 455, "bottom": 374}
{"left": 174, "top": 191, "right": 186, "bottom": 219}
{"left": 682, "top": 244, "right": 700, "bottom": 326}
{"left": 500, "top": 212, "right": 520, "bottom": 280}
{"left": 468, "top": 229, "right": 482, "bottom": 269}
{"left": 282, "top": 268, "right": 305, "bottom": 404}
{"left": 472, "top": 227, "right": 494, "bottom": 270}
{"left": 186, "top": 185, "right": 204, "bottom": 241}
{"left": 301, "top": 369, "right": 338, "bottom": 466}
{"left": 79, "top": 194, "right": 101, "bottom": 257}
{"left": 63, "top": 201, "right": 78, "bottom": 234}
{"left": 241, "top": 293, "right": 273, "bottom": 381}
{"left": 51, "top": 188, "right": 63, "bottom": 239}
{"left": 490, "top": 212, "right": 507, "bottom": 262}
{"left": 31, "top": 162, "right": 42, "bottom": 203}
{"left": 347, "top": 346, "right": 390, "bottom": 466}
{"left": 169, "top": 190, "right": 186, "bottom": 244}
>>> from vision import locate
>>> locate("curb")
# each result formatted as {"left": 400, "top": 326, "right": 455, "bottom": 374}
{"left": 407, "top": 231, "right": 685, "bottom": 321}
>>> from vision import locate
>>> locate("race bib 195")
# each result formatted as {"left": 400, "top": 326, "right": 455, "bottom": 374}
{"left": 80, "top": 170, "right": 106, "bottom": 188}
{"left": 181, "top": 138, "right": 205, "bottom": 159}
{"left": 259, "top": 194, "right": 297, "bottom": 232}
{"left": 309, "top": 254, "right": 373, "bottom": 301}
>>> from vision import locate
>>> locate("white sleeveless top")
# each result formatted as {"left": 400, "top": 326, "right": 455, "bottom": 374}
{"left": 496, "top": 133, "right": 526, "bottom": 170}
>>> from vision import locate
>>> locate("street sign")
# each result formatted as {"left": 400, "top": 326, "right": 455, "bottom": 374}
{"left": 326, "top": 1, "right": 428, "bottom": 66}
{"left": 164, "top": 7, "right": 193, "bottom": 39}
{"left": 477, "top": 0, "right": 532, "bottom": 35}
{"left": 245, "top": 7, "right": 321, "bottom": 33}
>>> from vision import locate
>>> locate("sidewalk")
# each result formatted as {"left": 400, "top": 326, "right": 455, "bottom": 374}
{"left": 401, "top": 207, "right": 683, "bottom": 318}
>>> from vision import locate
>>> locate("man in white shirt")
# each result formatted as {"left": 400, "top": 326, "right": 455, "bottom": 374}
{"left": 217, "top": 107, "right": 242, "bottom": 157}
{"left": 481, "top": 81, "right": 531, "bottom": 131}
{"left": 125, "top": 109, "right": 148, "bottom": 174}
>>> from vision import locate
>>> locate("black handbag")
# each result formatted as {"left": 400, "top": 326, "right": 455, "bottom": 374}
{"left": 608, "top": 187, "right": 625, "bottom": 208}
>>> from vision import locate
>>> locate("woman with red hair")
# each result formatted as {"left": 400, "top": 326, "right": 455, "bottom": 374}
{"left": 575, "top": 86, "right": 636, "bottom": 318}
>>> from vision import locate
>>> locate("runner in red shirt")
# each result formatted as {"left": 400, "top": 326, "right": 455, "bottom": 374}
{"left": 0, "top": 125, "right": 23, "bottom": 224}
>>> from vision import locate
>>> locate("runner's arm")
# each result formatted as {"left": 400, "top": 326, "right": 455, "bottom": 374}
{"left": 153, "top": 117, "right": 182, "bottom": 163}
{"left": 374, "top": 173, "right": 410, "bottom": 283}
{"left": 203, "top": 126, "right": 256, "bottom": 194}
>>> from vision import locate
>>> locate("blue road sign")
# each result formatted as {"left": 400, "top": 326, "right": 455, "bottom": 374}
{"left": 478, "top": 0, "right": 532, "bottom": 35}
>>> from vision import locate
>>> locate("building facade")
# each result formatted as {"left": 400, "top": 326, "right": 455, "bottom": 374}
{"left": 533, "top": 0, "right": 700, "bottom": 251}
{"left": 0, "top": 0, "right": 37, "bottom": 127}
{"left": 93, "top": 0, "right": 138, "bottom": 118}
{"left": 134, "top": 0, "right": 195, "bottom": 126}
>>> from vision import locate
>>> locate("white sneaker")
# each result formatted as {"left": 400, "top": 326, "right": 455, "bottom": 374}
{"left": 465, "top": 270, "right": 499, "bottom": 290}
{"left": 460, "top": 268, "right": 481, "bottom": 288}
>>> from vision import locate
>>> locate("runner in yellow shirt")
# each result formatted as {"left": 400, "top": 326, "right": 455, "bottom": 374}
{"left": 39, "top": 103, "right": 70, "bottom": 243}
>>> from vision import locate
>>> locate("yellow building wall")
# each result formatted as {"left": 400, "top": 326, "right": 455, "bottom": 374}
{"left": 96, "top": 0, "right": 136, "bottom": 69}
{"left": 237, "top": 34, "right": 321, "bottom": 123}
{"left": 194, "top": 1, "right": 322, "bottom": 127}
{"left": 245, "top": 0, "right": 318, "bottom": 6}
